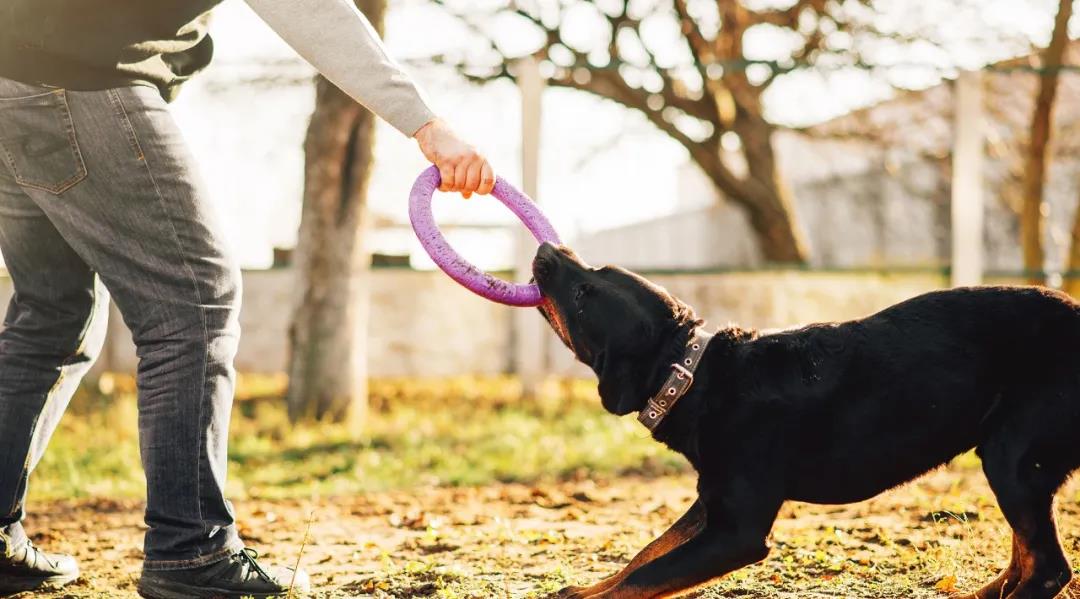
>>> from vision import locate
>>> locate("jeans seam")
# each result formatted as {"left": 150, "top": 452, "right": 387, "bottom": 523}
{"left": 0, "top": 89, "right": 57, "bottom": 102}
{"left": 5, "top": 279, "right": 101, "bottom": 517}
{"left": 132, "top": 121, "right": 213, "bottom": 553}
{"left": 107, "top": 89, "right": 145, "bottom": 162}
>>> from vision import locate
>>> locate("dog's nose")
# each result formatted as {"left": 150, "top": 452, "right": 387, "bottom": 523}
{"left": 533, "top": 242, "right": 559, "bottom": 280}
{"left": 537, "top": 242, "right": 559, "bottom": 258}
{"left": 533, "top": 255, "right": 552, "bottom": 280}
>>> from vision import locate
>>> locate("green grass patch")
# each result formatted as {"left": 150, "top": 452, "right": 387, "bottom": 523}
{"left": 29, "top": 376, "right": 688, "bottom": 502}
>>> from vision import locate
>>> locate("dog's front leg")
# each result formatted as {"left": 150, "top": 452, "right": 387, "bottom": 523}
{"left": 587, "top": 527, "right": 768, "bottom": 599}
{"left": 587, "top": 489, "right": 781, "bottom": 599}
{"left": 554, "top": 501, "right": 705, "bottom": 599}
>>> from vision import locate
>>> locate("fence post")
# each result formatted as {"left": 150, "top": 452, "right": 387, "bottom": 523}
{"left": 514, "top": 56, "right": 546, "bottom": 396}
{"left": 951, "top": 70, "right": 985, "bottom": 287}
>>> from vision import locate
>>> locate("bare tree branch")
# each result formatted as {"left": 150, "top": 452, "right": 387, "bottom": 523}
{"left": 411, "top": 0, "right": 984, "bottom": 264}
{"left": 747, "top": 0, "right": 827, "bottom": 29}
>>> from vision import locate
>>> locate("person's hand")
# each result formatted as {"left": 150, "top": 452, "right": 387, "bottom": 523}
{"left": 413, "top": 118, "right": 494, "bottom": 199}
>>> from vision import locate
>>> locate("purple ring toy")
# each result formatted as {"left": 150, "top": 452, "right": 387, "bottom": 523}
{"left": 409, "top": 165, "right": 561, "bottom": 307}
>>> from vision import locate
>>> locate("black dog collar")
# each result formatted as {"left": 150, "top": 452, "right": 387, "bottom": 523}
{"left": 637, "top": 328, "right": 714, "bottom": 431}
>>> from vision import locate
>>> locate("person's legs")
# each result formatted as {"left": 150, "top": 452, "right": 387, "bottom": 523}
{"left": 0, "top": 200, "right": 109, "bottom": 544}
{"left": 0, "top": 75, "right": 307, "bottom": 595}
{"left": 0, "top": 81, "right": 109, "bottom": 591}
{"left": 8, "top": 80, "right": 246, "bottom": 567}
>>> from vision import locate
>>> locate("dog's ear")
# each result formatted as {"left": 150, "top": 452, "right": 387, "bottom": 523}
{"left": 596, "top": 355, "right": 645, "bottom": 416}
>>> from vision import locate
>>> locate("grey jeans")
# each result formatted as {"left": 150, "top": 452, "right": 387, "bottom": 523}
{"left": 0, "top": 76, "right": 244, "bottom": 569}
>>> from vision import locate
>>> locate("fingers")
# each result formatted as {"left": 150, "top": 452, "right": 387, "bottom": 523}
{"left": 413, "top": 118, "right": 495, "bottom": 198}
{"left": 463, "top": 160, "right": 484, "bottom": 199}
{"left": 437, "top": 155, "right": 493, "bottom": 198}
{"left": 437, "top": 163, "right": 454, "bottom": 193}
{"left": 478, "top": 162, "right": 495, "bottom": 195}
{"left": 454, "top": 160, "right": 471, "bottom": 198}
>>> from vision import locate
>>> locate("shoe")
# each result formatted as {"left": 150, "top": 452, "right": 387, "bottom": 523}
{"left": 137, "top": 548, "right": 310, "bottom": 598}
{"left": 0, "top": 538, "right": 80, "bottom": 593}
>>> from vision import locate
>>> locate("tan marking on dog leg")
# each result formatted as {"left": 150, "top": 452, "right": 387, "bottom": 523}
{"left": 561, "top": 503, "right": 704, "bottom": 599}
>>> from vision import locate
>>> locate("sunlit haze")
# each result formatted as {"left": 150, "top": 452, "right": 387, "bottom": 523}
{"left": 171, "top": 0, "right": 1062, "bottom": 269}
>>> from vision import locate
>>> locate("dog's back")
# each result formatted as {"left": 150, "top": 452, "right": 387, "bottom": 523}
{"left": 762, "top": 286, "right": 1080, "bottom": 597}
{"left": 731, "top": 285, "right": 1080, "bottom": 504}
{"left": 871, "top": 285, "right": 1079, "bottom": 379}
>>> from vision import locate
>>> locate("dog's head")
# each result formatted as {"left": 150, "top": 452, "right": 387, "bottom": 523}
{"left": 532, "top": 242, "right": 700, "bottom": 415}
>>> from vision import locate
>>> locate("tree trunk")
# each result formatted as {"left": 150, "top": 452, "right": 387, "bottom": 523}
{"left": 693, "top": 116, "right": 809, "bottom": 263}
{"left": 1020, "top": 0, "right": 1072, "bottom": 285}
{"left": 1067, "top": 187, "right": 1080, "bottom": 298}
{"left": 698, "top": 160, "right": 808, "bottom": 263}
{"left": 745, "top": 176, "right": 808, "bottom": 264}
{"left": 286, "top": 0, "right": 384, "bottom": 424}
{"left": 738, "top": 116, "right": 809, "bottom": 264}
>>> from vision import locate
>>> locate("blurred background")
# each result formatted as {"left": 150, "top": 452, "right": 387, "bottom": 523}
{"left": 4, "top": 0, "right": 1072, "bottom": 450}
{"left": 27, "top": 0, "right": 1075, "bottom": 404}
{"left": 9, "top": 0, "right": 1080, "bottom": 584}
{"left": 12, "top": 1, "right": 1080, "bottom": 596}
{"left": 19, "top": 0, "right": 1080, "bottom": 490}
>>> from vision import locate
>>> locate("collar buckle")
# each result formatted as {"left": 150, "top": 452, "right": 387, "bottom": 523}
{"left": 670, "top": 362, "right": 694, "bottom": 383}
{"left": 637, "top": 328, "right": 713, "bottom": 432}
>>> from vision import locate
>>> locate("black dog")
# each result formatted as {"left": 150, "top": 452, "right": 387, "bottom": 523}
{"left": 531, "top": 242, "right": 1080, "bottom": 599}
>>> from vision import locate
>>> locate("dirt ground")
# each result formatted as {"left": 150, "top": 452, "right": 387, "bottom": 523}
{"left": 12, "top": 469, "right": 1080, "bottom": 599}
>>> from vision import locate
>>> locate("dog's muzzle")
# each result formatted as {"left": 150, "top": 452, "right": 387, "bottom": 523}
{"left": 537, "top": 297, "right": 576, "bottom": 355}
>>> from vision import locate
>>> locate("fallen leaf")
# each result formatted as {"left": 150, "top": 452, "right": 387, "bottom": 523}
{"left": 935, "top": 575, "right": 959, "bottom": 593}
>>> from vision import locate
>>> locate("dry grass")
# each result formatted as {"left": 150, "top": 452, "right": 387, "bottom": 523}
{"left": 30, "top": 376, "right": 685, "bottom": 501}
{"left": 14, "top": 469, "right": 1080, "bottom": 598}
{"left": 12, "top": 376, "right": 1080, "bottom": 598}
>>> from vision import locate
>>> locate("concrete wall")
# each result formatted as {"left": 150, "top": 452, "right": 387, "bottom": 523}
{"left": 0, "top": 268, "right": 963, "bottom": 378}
{"left": 88, "top": 268, "right": 514, "bottom": 377}
{"left": 574, "top": 133, "right": 1080, "bottom": 275}
{"left": 544, "top": 269, "right": 951, "bottom": 376}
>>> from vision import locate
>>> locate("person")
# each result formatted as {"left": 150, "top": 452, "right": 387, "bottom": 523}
{"left": 0, "top": 1, "right": 494, "bottom": 596}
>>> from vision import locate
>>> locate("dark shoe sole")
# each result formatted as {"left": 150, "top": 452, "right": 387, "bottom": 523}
{"left": 137, "top": 579, "right": 290, "bottom": 599}
{"left": 0, "top": 572, "right": 79, "bottom": 594}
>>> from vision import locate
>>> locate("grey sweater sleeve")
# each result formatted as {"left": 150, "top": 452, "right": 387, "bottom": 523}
{"left": 244, "top": 0, "right": 436, "bottom": 136}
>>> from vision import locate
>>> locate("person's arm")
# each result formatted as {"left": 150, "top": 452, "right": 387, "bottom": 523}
{"left": 244, "top": 0, "right": 494, "bottom": 197}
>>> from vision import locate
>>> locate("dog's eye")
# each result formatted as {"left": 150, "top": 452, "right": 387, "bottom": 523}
{"left": 573, "top": 284, "right": 593, "bottom": 303}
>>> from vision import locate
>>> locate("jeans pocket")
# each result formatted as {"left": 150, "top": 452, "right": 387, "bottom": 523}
{"left": 0, "top": 89, "right": 88, "bottom": 195}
